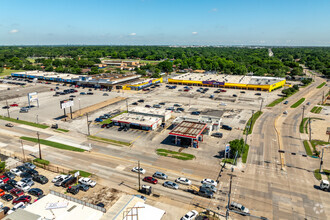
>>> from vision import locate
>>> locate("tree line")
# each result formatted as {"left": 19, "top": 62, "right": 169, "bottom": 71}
{"left": 0, "top": 46, "right": 329, "bottom": 78}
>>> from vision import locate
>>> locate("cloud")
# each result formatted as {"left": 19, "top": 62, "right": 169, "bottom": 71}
{"left": 192, "top": 32, "right": 198, "bottom": 35}
{"left": 9, "top": 29, "right": 19, "bottom": 34}
{"left": 210, "top": 8, "right": 218, "bottom": 12}
{"left": 128, "top": 33, "right": 136, "bottom": 36}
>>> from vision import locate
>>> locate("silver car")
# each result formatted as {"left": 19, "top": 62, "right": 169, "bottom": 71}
{"left": 201, "top": 184, "right": 217, "bottom": 192}
{"left": 153, "top": 171, "right": 168, "bottom": 180}
{"left": 163, "top": 181, "right": 179, "bottom": 190}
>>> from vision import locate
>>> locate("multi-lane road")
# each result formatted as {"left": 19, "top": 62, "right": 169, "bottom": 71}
{"left": 232, "top": 76, "right": 329, "bottom": 219}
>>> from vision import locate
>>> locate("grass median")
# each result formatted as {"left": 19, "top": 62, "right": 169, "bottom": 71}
{"left": 56, "top": 128, "right": 69, "bottom": 132}
{"left": 156, "top": 149, "right": 195, "bottom": 160}
{"left": 88, "top": 135, "right": 131, "bottom": 146}
{"left": 303, "top": 140, "right": 313, "bottom": 156}
{"left": 299, "top": 118, "right": 308, "bottom": 133}
{"left": 0, "top": 116, "right": 49, "bottom": 129}
{"left": 267, "top": 90, "right": 299, "bottom": 107}
{"left": 317, "top": 82, "right": 326, "bottom": 89}
{"left": 290, "top": 98, "right": 305, "bottom": 108}
{"left": 20, "top": 136, "right": 85, "bottom": 152}
{"left": 243, "top": 111, "right": 262, "bottom": 135}
{"left": 69, "top": 170, "right": 91, "bottom": 177}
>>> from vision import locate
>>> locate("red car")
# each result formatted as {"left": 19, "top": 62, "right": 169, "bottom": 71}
{"left": 12, "top": 195, "right": 31, "bottom": 204}
{"left": 9, "top": 104, "right": 18, "bottom": 107}
{"left": 143, "top": 177, "right": 158, "bottom": 184}
{"left": 0, "top": 189, "right": 5, "bottom": 197}
{"left": 183, "top": 89, "right": 190, "bottom": 92}
{"left": 101, "top": 124, "right": 107, "bottom": 128}
{"left": 220, "top": 89, "right": 226, "bottom": 92}
{"left": 10, "top": 188, "right": 24, "bottom": 197}
{"left": 74, "top": 89, "right": 78, "bottom": 92}
{"left": 0, "top": 175, "right": 9, "bottom": 183}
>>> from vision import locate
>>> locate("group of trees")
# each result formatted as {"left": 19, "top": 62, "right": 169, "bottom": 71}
{"left": 227, "top": 138, "right": 248, "bottom": 160}
{"left": 0, "top": 46, "right": 329, "bottom": 78}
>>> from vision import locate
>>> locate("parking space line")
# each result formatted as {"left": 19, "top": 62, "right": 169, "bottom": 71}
{"left": 129, "top": 135, "right": 141, "bottom": 144}
{"left": 92, "top": 128, "right": 105, "bottom": 136}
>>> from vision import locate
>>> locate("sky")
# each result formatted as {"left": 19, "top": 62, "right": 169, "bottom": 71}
{"left": 0, "top": 0, "right": 329, "bottom": 46}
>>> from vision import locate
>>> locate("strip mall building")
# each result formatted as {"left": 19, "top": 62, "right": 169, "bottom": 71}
{"left": 168, "top": 73, "right": 286, "bottom": 92}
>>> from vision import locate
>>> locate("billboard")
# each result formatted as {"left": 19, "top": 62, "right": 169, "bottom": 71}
{"left": 28, "top": 92, "right": 38, "bottom": 102}
{"left": 60, "top": 100, "right": 74, "bottom": 109}
{"left": 202, "top": 80, "right": 225, "bottom": 86}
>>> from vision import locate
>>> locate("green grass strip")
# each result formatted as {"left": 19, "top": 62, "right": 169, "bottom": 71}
{"left": 222, "top": 158, "right": 235, "bottom": 164}
{"left": 303, "top": 140, "right": 313, "bottom": 156}
{"left": 315, "top": 107, "right": 322, "bottom": 114}
{"left": 311, "top": 140, "right": 329, "bottom": 149}
{"left": 156, "top": 149, "right": 195, "bottom": 160}
{"left": 310, "top": 106, "right": 318, "bottom": 113}
{"left": 56, "top": 128, "right": 69, "bottom": 132}
{"left": 33, "top": 158, "right": 50, "bottom": 165}
{"left": 299, "top": 118, "right": 308, "bottom": 133}
{"left": 69, "top": 170, "right": 91, "bottom": 177}
{"left": 317, "top": 82, "right": 326, "bottom": 89}
{"left": 290, "top": 98, "right": 305, "bottom": 108}
{"left": 20, "top": 136, "right": 85, "bottom": 152}
{"left": 267, "top": 90, "right": 299, "bottom": 107}
{"left": 100, "top": 111, "right": 128, "bottom": 125}
{"left": 314, "top": 169, "right": 322, "bottom": 181}
{"left": 88, "top": 135, "right": 131, "bottom": 146}
{"left": 242, "top": 144, "right": 249, "bottom": 163}
{"left": 0, "top": 116, "right": 49, "bottom": 129}
{"left": 243, "top": 111, "right": 263, "bottom": 135}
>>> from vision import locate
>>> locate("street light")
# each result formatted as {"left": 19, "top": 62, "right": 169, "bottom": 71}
{"left": 78, "top": 98, "right": 81, "bottom": 116}
{"left": 37, "top": 132, "right": 42, "bottom": 160}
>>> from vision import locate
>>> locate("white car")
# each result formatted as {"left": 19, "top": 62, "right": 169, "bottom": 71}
{"left": 283, "top": 110, "right": 288, "bottom": 115}
{"left": 220, "top": 102, "right": 227, "bottom": 106}
{"left": 181, "top": 210, "right": 198, "bottom": 220}
{"left": 10, "top": 168, "right": 22, "bottom": 176}
{"left": 175, "top": 177, "right": 192, "bottom": 185}
{"left": 79, "top": 177, "right": 97, "bottom": 187}
{"left": 132, "top": 167, "right": 146, "bottom": 174}
{"left": 16, "top": 182, "right": 30, "bottom": 192}
{"left": 52, "top": 175, "right": 67, "bottom": 183}
{"left": 7, "top": 202, "right": 26, "bottom": 215}
{"left": 201, "top": 179, "right": 217, "bottom": 186}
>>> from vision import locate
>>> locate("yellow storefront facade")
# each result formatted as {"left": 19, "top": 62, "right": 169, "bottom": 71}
{"left": 122, "top": 77, "right": 163, "bottom": 90}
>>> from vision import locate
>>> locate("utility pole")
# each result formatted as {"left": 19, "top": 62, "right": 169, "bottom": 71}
{"left": 86, "top": 113, "right": 90, "bottom": 136}
{"left": 6, "top": 100, "right": 10, "bottom": 118}
{"left": 37, "top": 132, "right": 42, "bottom": 160}
{"left": 322, "top": 91, "right": 324, "bottom": 104}
{"left": 138, "top": 160, "right": 141, "bottom": 191}
{"left": 36, "top": 115, "right": 39, "bottom": 124}
{"left": 20, "top": 140, "right": 26, "bottom": 161}
{"left": 319, "top": 147, "right": 324, "bottom": 173}
{"left": 126, "top": 99, "right": 128, "bottom": 112}
{"left": 309, "top": 118, "right": 312, "bottom": 142}
{"left": 301, "top": 106, "right": 305, "bottom": 122}
{"left": 226, "top": 174, "right": 233, "bottom": 220}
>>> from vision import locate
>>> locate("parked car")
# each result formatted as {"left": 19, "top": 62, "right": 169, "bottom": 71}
{"left": 0, "top": 175, "right": 10, "bottom": 183}
{"left": 2, "top": 206, "right": 10, "bottom": 215}
{"left": 78, "top": 178, "right": 96, "bottom": 188}
{"left": 9, "top": 104, "right": 18, "bottom": 107}
{"left": 181, "top": 210, "right": 198, "bottom": 220}
{"left": 118, "top": 127, "right": 124, "bottom": 131}
{"left": 145, "top": 105, "right": 151, "bottom": 108}
{"left": 0, "top": 189, "right": 5, "bottom": 197}
{"left": 177, "top": 108, "right": 185, "bottom": 112}
{"left": 20, "top": 172, "right": 32, "bottom": 179}
{"left": 134, "top": 194, "right": 146, "bottom": 201}
{"left": 33, "top": 175, "right": 48, "bottom": 184}
{"left": 12, "top": 195, "right": 31, "bottom": 204}
{"left": 54, "top": 175, "right": 72, "bottom": 186}
{"left": 61, "top": 177, "right": 77, "bottom": 188}
{"left": 16, "top": 182, "right": 30, "bottom": 192}
{"left": 220, "top": 102, "right": 227, "bottom": 106}
{"left": 229, "top": 202, "right": 250, "bottom": 215}
{"left": 222, "top": 125, "right": 232, "bottom": 131}
{"left": 174, "top": 104, "right": 182, "bottom": 107}
{"left": 138, "top": 99, "right": 145, "bottom": 103}
{"left": 77, "top": 184, "right": 89, "bottom": 192}
{"left": 143, "top": 177, "right": 158, "bottom": 184}
{"left": 16, "top": 166, "right": 28, "bottom": 173}
{"left": 8, "top": 202, "right": 25, "bottom": 215}
{"left": 255, "top": 93, "right": 261, "bottom": 96}
{"left": 28, "top": 188, "right": 43, "bottom": 197}
{"left": 10, "top": 188, "right": 24, "bottom": 197}
{"left": 175, "top": 177, "right": 192, "bottom": 185}
{"left": 201, "top": 179, "right": 217, "bottom": 186}
{"left": 103, "top": 93, "right": 109, "bottom": 96}
{"left": 0, "top": 184, "right": 13, "bottom": 192}
{"left": 96, "top": 202, "right": 105, "bottom": 208}
{"left": 198, "top": 188, "right": 213, "bottom": 198}
{"left": 283, "top": 110, "right": 288, "bottom": 115}
{"left": 283, "top": 101, "right": 289, "bottom": 104}
{"left": 212, "top": 132, "right": 223, "bottom": 138}
{"left": 131, "top": 102, "right": 138, "bottom": 105}
{"left": 2, "top": 106, "right": 9, "bottom": 109}
{"left": 163, "top": 181, "right": 179, "bottom": 190}
{"left": 23, "top": 162, "right": 36, "bottom": 170}
{"left": 132, "top": 167, "right": 146, "bottom": 174}
{"left": 67, "top": 185, "right": 80, "bottom": 195}
{"left": 94, "top": 118, "right": 103, "bottom": 122}
{"left": 153, "top": 171, "right": 168, "bottom": 180}
{"left": 10, "top": 169, "right": 22, "bottom": 176}
{"left": 80, "top": 92, "right": 86, "bottom": 95}
{"left": 1, "top": 194, "right": 13, "bottom": 202}
{"left": 240, "top": 91, "right": 246, "bottom": 93}
{"left": 52, "top": 175, "right": 68, "bottom": 183}
{"left": 26, "top": 169, "right": 39, "bottom": 177}
{"left": 5, "top": 123, "right": 13, "bottom": 127}
{"left": 201, "top": 184, "right": 217, "bottom": 193}
{"left": 153, "top": 104, "right": 161, "bottom": 108}
{"left": 124, "top": 127, "right": 129, "bottom": 132}
{"left": 191, "top": 111, "right": 200, "bottom": 115}
{"left": 7, "top": 180, "right": 17, "bottom": 188}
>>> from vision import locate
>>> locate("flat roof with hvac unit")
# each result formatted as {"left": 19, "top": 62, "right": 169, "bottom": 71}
{"left": 112, "top": 113, "right": 162, "bottom": 129}
{"left": 169, "top": 121, "right": 207, "bottom": 139}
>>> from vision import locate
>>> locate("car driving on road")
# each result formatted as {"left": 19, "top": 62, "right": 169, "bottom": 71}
{"left": 201, "top": 179, "right": 217, "bottom": 186}
{"left": 132, "top": 167, "right": 146, "bottom": 174}
{"left": 163, "top": 181, "right": 179, "bottom": 190}
{"left": 143, "top": 177, "right": 158, "bottom": 184}
{"left": 175, "top": 177, "right": 191, "bottom": 185}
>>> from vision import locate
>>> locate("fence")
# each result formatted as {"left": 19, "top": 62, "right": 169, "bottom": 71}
{"left": 50, "top": 190, "right": 106, "bottom": 213}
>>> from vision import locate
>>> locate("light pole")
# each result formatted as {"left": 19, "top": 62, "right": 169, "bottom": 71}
{"left": 36, "top": 115, "right": 39, "bottom": 124}
{"left": 5, "top": 100, "right": 10, "bottom": 118}
{"left": 78, "top": 98, "right": 81, "bottom": 116}
{"left": 259, "top": 98, "right": 264, "bottom": 112}
{"left": 20, "top": 140, "right": 26, "bottom": 161}
{"left": 37, "top": 132, "right": 42, "bottom": 160}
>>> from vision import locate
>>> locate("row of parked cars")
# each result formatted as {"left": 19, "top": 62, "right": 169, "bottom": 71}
{"left": 51, "top": 174, "right": 97, "bottom": 195}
